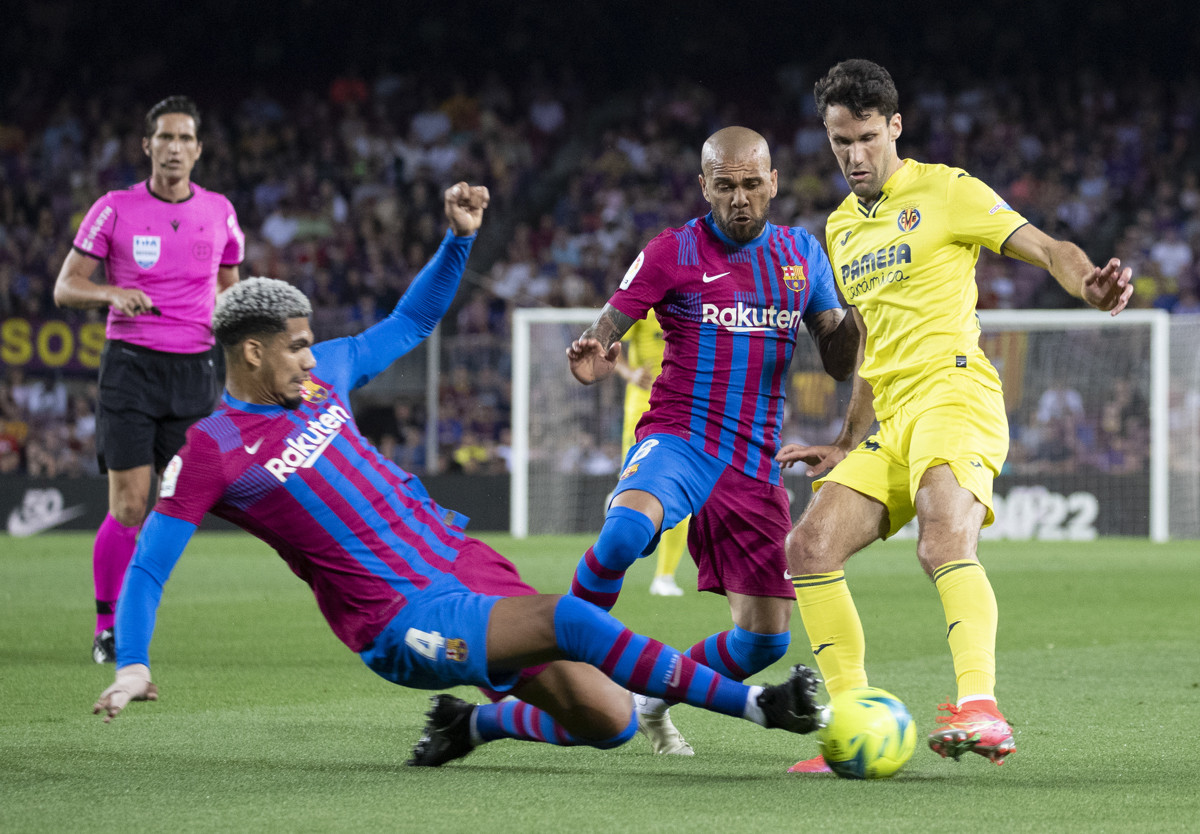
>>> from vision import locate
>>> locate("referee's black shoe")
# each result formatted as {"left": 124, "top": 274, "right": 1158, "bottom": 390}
{"left": 407, "top": 695, "right": 476, "bottom": 766}
{"left": 92, "top": 629, "right": 116, "bottom": 664}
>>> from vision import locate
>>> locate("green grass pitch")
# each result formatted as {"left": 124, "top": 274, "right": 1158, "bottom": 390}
{"left": 2, "top": 532, "right": 1198, "bottom": 832}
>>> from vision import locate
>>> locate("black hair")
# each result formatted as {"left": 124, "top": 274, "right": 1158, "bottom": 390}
{"left": 144, "top": 95, "right": 202, "bottom": 137}
{"left": 814, "top": 59, "right": 900, "bottom": 121}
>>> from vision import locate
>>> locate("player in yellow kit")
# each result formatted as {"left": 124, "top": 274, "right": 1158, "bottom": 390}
{"left": 779, "top": 59, "right": 1133, "bottom": 772}
{"left": 615, "top": 310, "right": 689, "bottom": 597}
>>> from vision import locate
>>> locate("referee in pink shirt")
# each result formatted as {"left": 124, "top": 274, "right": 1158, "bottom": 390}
{"left": 54, "top": 96, "right": 244, "bottom": 663}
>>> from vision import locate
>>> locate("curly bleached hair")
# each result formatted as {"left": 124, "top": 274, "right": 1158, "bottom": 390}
{"left": 212, "top": 277, "right": 313, "bottom": 348}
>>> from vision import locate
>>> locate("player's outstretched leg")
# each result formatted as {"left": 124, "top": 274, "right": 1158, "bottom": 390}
{"left": 569, "top": 506, "right": 656, "bottom": 611}
{"left": 554, "top": 595, "right": 822, "bottom": 731}
{"left": 407, "top": 693, "right": 639, "bottom": 767}
{"left": 637, "top": 626, "right": 790, "bottom": 755}
{"left": 412, "top": 664, "right": 822, "bottom": 768}
{"left": 928, "top": 699, "right": 1015, "bottom": 765}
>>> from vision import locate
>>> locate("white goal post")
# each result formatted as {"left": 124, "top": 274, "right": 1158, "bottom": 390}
{"left": 511, "top": 307, "right": 1199, "bottom": 542}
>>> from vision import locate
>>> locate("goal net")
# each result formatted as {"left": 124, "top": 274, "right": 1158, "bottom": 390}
{"left": 512, "top": 308, "right": 1200, "bottom": 541}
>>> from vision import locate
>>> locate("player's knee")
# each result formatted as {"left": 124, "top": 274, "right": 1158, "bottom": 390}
{"left": 785, "top": 524, "right": 820, "bottom": 571}
{"left": 553, "top": 593, "right": 616, "bottom": 652}
{"left": 586, "top": 706, "right": 638, "bottom": 750}
{"left": 729, "top": 627, "right": 790, "bottom": 675}
{"left": 111, "top": 502, "right": 147, "bottom": 529}
{"left": 594, "top": 506, "right": 657, "bottom": 563}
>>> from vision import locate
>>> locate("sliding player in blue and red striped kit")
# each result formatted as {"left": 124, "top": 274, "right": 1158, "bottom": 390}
{"left": 91, "top": 182, "right": 824, "bottom": 767}
{"left": 566, "top": 127, "right": 860, "bottom": 754}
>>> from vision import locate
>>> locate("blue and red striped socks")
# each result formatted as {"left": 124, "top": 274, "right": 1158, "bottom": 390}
{"left": 553, "top": 595, "right": 756, "bottom": 718}
{"left": 568, "top": 507, "right": 656, "bottom": 611}
{"left": 472, "top": 699, "right": 637, "bottom": 749}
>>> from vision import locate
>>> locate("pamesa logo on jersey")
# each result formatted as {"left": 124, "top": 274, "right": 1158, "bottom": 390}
{"left": 897, "top": 207, "right": 921, "bottom": 233}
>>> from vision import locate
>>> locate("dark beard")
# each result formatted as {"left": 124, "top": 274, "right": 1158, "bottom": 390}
{"left": 281, "top": 395, "right": 303, "bottom": 410}
{"left": 713, "top": 212, "right": 767, "bottom": 244}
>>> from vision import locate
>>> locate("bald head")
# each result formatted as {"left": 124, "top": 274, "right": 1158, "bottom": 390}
{"left": 701, "top": 126, "right": 771, "bottom": 177}
{"left": 699, "top": 126, "right": 777, "bottom": 243}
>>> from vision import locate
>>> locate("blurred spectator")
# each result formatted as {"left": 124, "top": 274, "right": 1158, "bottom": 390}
{"left": 6, "top": 58, "right": 1197, "bottom": 479}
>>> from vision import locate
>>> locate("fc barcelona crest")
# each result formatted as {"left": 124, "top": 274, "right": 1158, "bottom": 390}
{"left": 897, "top": 207, "right": 921, "bottom": 232}
{"left": 782, "top": 263, "right": 808, "bottom": 293}
{"left": 445, "top": 639, "right": 468, "bottom": 662}
{"left": 300, "top": 380, "right": 329, "bottom": 403}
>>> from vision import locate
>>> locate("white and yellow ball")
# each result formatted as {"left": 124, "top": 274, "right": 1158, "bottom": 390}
{"left": 817, "top": 687, "right": 917, "bottom": 779}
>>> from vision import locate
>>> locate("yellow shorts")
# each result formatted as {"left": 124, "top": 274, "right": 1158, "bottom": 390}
{"left": 816, "top": 375, "right": 1009, "bottom": 538}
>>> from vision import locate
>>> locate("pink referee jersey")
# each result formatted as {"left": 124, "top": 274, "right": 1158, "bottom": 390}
{"left": 73, "top": 181, "right": 244, "bottom": 353}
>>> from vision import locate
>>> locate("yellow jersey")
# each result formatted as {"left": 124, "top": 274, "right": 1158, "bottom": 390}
{"left": 826, "top": 159, "right": 1028, "bottom": 420}
{"left": 622, "top": 311, "right": 666, "bottom": 453}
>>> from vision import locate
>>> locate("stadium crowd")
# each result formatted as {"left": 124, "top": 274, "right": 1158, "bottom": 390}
{"left": 2, "top": 64, "right": 1197, "bottom": 479}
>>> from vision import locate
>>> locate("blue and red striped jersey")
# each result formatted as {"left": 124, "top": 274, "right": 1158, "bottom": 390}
{"left": 141, "top": 232, "right": 475, "bottom": 654}
{"left": 609, "top": 214, "right": 839, "bottom": 484}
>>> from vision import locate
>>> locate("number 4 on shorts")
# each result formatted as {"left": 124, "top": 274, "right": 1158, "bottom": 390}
{"left": 405, "top": 627, "right": 446, "bottom": 660}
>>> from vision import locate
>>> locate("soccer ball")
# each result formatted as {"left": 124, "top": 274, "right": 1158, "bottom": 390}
{"left": 817, "top": 687, "right": 917, "bottom": 779}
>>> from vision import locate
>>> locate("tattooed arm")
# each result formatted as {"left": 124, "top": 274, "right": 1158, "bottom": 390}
{"left": 566, "top": 304, "right": 639, "bottom": 385}
{"left": 804, "top": 306, "right": 859, "bottom": 381}
{"left": 777, "top": 307, "right": 875, "bottom": 477}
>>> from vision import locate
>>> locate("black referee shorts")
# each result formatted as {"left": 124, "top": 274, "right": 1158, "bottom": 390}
{"left": 96, "top": 340, "right": 222, "bottom": 473}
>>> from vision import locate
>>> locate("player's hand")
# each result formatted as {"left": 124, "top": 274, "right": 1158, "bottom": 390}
{"left": 92, "top": 664, "right": 158, "bottom": 723}
{"left": 445, "top": 182, "right": 490, "bottom": 237}
{"left": 109, "top": 288, "right": 156, "bottom": 317}
{"left": 1082, "top": 257, "right": 1133, "bottom": 316}
{"left": 775, "top": 443, "right": 847, "bottom": 478}
{"left": 567, "top": 337, "right": 621, "bottom": 385}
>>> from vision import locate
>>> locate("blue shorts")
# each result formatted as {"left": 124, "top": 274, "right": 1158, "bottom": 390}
{"left": 358, "top": 581, "right": 520, "bottom": 692}
{"left": 611, "top": 434, "right": 725, "bottom": 547}
{"left": 613, "top": 433, "right": 793, "bottom": 598}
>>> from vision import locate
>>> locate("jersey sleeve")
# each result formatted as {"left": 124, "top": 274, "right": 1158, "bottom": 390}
{"left": 72, "top": 192, "right": 117, "bottom": 259}
{"left": 114, "top": 512, "right": 197, "bottom": 668}
{"left": 608, "top": 233, "right": 675, "bottom": 321}
{"left": 221, "top": 197, "right": 246, "bottom": 266}
{"left": 802, "top": 234, "right": 841, "bottom": 315}
{"left": 311, "top": 230, "right": 474, "bottom": 390}
{"left": 946, "top": 170, "right": 1029, "bottom": 253}
{"left": 154, "top": 430, "right": 229, "bottom": 525}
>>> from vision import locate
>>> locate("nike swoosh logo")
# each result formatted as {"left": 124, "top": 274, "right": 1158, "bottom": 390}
{"left": 667, "top": 658, "right": 683, "bottom": 688}
{"left": 7, "top": 504, "right": 87, "bottom": 537}
{"left": 244, "top": 438, "right": 263, "bottom": 454}
{"left": 301, "top": 431, "right": 340, "bottom": 467}
{"left": 702, "top": 271, "right": 730, "bottom": 283}
{"left": 946, "top": 620, "right": 962, "bottom": 638}
{"left": 783, "top": 570, "right": 793, "bottom": 581}
{"left": 813, "top": 643, "right": 834, "bottom": 656}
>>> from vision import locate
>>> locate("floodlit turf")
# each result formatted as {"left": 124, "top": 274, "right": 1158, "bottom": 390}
{"left": 2, "top": 532, "right": 1198, "bottom": 833}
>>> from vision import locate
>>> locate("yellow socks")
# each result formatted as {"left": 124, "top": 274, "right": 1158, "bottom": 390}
{"left": 932, "top": 559, "right": 998, "bottom": 702}
{"left": 791, "top": 571, "right": 867, "bottom": 697}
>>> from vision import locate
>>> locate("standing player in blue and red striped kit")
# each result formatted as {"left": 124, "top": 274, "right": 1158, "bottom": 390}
{"left": 91, "top": 182, "right": 824, "bottom": 767}
{"left": 567, "top": 127, "right": 859, "bottom": 754}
